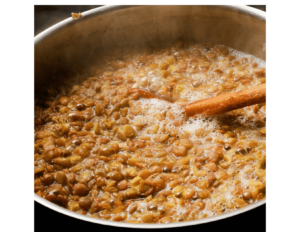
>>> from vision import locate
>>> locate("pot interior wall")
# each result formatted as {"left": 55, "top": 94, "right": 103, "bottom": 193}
{"left": 35, "top": 5, "right": 265, "bottom": 92}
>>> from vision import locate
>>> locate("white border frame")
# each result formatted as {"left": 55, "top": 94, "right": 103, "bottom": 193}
{"left": 34, "top": 5, "right": 266, "bottom": 228}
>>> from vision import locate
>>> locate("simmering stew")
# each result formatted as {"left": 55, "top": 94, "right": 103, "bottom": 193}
{"left": 34, "top": 41, "right": 266, "bottom": 223}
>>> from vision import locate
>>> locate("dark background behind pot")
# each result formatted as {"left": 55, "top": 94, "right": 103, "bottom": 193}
{"left": 34, "top": 5, "right": 266, "bottom": 231}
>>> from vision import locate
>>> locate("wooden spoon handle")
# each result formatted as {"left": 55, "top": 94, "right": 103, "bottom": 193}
{"left": 184, "top": 83, "right": 266, "bottom": 117}
{"left": 129, "top": 88, "right": 173, "bottom": 102}
{"left": 129, "top": 88, "right": 159, "bottom": 99}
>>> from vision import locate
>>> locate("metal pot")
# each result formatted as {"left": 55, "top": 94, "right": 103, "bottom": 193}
{"left": 34, "top": 5, "right": 266, "bottom": 228}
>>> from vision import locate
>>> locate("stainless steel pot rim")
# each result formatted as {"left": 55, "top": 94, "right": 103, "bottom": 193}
{"left": 34, "top": 5, "right": 266, "bottom": 42}
{"left": 35, "top": 194, "right": 265, "bottom": 228}
{"left": 34, "top": 5, "right": 266, "bottom": 228}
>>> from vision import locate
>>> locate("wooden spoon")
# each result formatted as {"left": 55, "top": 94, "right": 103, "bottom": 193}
{"left": 130, "top": 83, "right": 266, "bottom": 117}
{"left": 185, "top": 83, "right": 266, "bottom": 116}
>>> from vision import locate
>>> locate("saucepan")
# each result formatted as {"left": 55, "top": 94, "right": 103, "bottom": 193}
{"left": 34, "top": 5, "right": 266, "bottom": 228}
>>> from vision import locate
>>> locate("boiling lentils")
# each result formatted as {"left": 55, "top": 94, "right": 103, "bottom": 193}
{"left": 34, "top": 42, "right": 266, "bottom": 223}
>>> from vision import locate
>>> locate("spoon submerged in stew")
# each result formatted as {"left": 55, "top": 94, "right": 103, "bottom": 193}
{"left": 130, "top": 83, "right": 266, "bottom": 117}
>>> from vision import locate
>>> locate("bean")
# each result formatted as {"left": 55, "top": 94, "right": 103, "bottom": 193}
{"left": 160, "top": 134, "right": 169, "bottom": 142}
{"left": 181, "top": 169, "right": 189, "bottom": 177}
{"left": 232, "top": 187, "right": 243, "bottom": 196}
{"left": 126, "top": 167, "right": 138, "bottom": 178}
{"left": 197, "top": 190, "right": 210, "bottom": 199}
{"left": 152, "top": 179, "right": 165, "bottom": 192}
{"left": 95, "top": 176, "right": 106, "bottom": 187}
{"left": 110, "top": 103, "right": 121, "bottom": 115}
{"left": 41, "top": 173, "right": 54, "bottom": 185}
{"left": 147, "top": 204, "right": 157, "bottom": 211}
{"left": 236, "top": 148, "right": 247, "bottom": 155}
{"left": 120, "top": 117, "right": 129, "bottom": 125}
{"left": 240, "top": 78, "right": 252, "bottom": 84}
{"left": 173, "top": 185, "right": 183, "bottom": 197}
{"left": 68, "top": 111, "right": 83, "bottom": 121}
{"left": 198, "top": 179, "right": 209, "bottom": 189}
{"left": 243, "top": 191, "right": 252, "bottom": 200}
{"left": 88, "top": 179, "right": 96, "bottom": 189}
{"left": 128, "top": 204, "right": 138, "bottom": 214}
{"left": 45, "top": 194, "right": 58, "bottom": 203}
{"left": 227, "top": 138, "right": 238, "bottom": 145}
{"left": 79, "top": 197, "right": 93, "bottom": 210}
{"left": 53, "top": 157, "right": 71, "bottom": 167}
{"left": 59, "top": 96, "right": 69, "bottom": 106}
{"left": 76, "top": 103, "right": 85, "bottom": 111}
{"left": 182, "top": 186, "right": 195, "bottom": 199}
{"left": 104, "top": 71, "right": 114, "bottom": 77}
{"left": 154, "top": 113, "right": 165, "bottom": 121}
{"left": 139, "top": 170, "right": 152, "bottom": 179}
{"left": 112, "top": 112, "right": 120, "bottom": 120}
{"left": 67, "top": 173, "right": 76, "bottom": 184}
{"left": 224, "top": 145, "right": 231, "bottom": 150}
{"left": 206, "top": 151, "right": 219, "bottom": 163}
{"left": 120, "top": 108, "right": 128, "bottom": 117}
{"left": 109, "top": 171, "right": 123, "bottom": 181}
{"left": 204, "top": 163, "right": 218, "bottom": 172}
{"left": 78, "top": 170, "right": 93, "bottom": 183}
{"left": 73, "top": 183, "right": 88, "bottom": 196}
{"left": 253, "top": 68, "right": 265, "bottom": 77}
{"left": 84, "top": 99, "right": 95, "bottom": 108}
{"left": 217, "top": 169, "right": 229, "bottom": 180}
{"left": 160, "top": 217, "right": 173, "bottom": 223}
{"left": 206, "top": 52, "right": 216, "bottom": 59}
{"left": 224, "top": 131, "right": 236, "bottom": 138}
{"left": 99, "top": 145, "right": 114, "bottom": 156}
{"left": 57, "top": 138, "right": 67, "bottom": 147}
{"left": 117, "top": 180, "right": 128, "bottom": 190}
{"left": 165, "top": 56, "right": 175, "bottom": 64}
{"left": 206, "top": 172, "right": 216, "bottom": 185}
{"left": 34, "top": 179, "right": 42, "bottom": 187}
{"left": 205, "top": 136, "right": 212, "bottom": 142}
{"left": 199, "top": 61, "right": 210, "bottom": 69}
{"left": 150, "top": 165, "right": 162, "bottom": 173}
{"left": 260, "top": 77, "right": 266, "bottom": 83}
{"left": 125, "top": 189, "right": 138, "bottom": 198}
{"left": 173, "top": 120, "right": 183, "bottom": 127}
{"left": 159, "top": 61, "right": 169, "bottom": 70}
{"left": 141, "top": 212, "right": 154, "bottom": 223}
{"left": 260, "top": 129, "right": 266, "bottom": 135}
{"left": 61, "top": 123, "right": 70, "bottom": 135}
{"left": 95, "top": 103, "right": 104, "bottom": 116}
{"left": 122, "top": 125, "right": 136, "bottom": 138}
{"left": 166, "top": 110, "right": 175, "bottom": 119}
{"left": 116, "top": 130, "right": 126, "bottom": 142}
{"left": 194, "top": 201, "right": 206, "bottom": 210}
{"left": 234, "top": 198, "right": 247, "bottom": 208}
{"left": 180, "top": 139, "right": 194, "bottom": 149}
{"left": 129, "top": 105, "right": 142, "bottom": 115}
{"left": 214, "top": 137, "right": 224, "bottom": 145}
{"left": 224, "top": 82, "right": 234, "bottom": 90}
{"left": 55, "top": 171, "right": 67, "bottom": 185}
{"left": 192, "top": 81, "right": 202, "bottom": 88}
{"left": 174, "top": 146, "right": 188, "bottom": 157}
{"left": 195, "top": 128, "right": 204, "bottom": 137}
{"left": 93, "top": 81, "right": 102, "bottom": 92}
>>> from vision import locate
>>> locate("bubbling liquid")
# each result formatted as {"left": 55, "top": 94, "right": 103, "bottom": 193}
{"left": 34, "top": 42, "right": 266, "bottom": 223}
